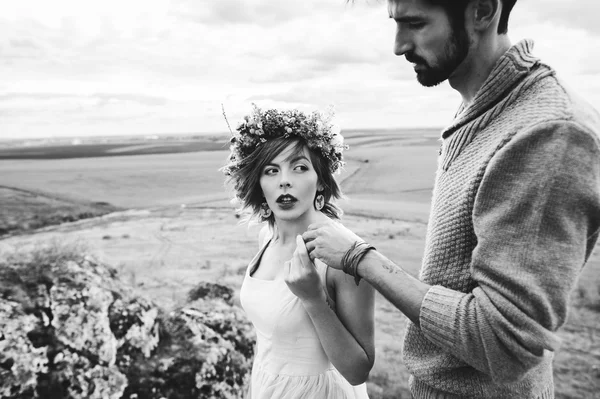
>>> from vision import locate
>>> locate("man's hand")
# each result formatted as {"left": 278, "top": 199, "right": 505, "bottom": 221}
{"left": 302, "top": 221, "right": 363, "bottom": 270}
{"left": 284, "top": 235, "right": 325, "bottom": 303}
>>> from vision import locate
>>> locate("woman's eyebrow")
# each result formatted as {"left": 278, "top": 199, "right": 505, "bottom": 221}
{"left": 284, "top": 154, "right": 309, "bottom": 164}
{"left": 265, "top": 155, "right": 309, "bottom": 169}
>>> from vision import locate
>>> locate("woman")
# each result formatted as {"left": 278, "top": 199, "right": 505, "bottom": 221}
{"left": 222, "top": 105, "right": 375, "bottom": 399}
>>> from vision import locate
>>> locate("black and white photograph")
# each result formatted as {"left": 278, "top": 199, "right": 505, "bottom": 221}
{"left": 1, "top": 1, "right": 599, "bottom": 398}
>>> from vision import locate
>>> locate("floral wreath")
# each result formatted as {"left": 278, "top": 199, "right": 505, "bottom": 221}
{"left": 222, "top": 104, "right": 347, "bottom": 176}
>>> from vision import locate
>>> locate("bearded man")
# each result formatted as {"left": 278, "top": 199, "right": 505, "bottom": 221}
{"left": 302, "top": 1, "right": 600, "bottom": 397}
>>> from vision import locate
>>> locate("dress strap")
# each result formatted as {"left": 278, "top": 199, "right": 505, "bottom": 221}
{"left": 247, "top": 237, "right": 272, "bottom": 277}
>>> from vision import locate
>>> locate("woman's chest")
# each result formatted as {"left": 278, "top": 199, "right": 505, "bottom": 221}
{"left": 250, "top": 245, "right": 293, "bottom": 281}
{"left": 240, "top": 277, "right": 316, "bottom": 339}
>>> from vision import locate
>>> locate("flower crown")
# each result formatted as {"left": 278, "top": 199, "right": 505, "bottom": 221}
{"left": 222, "top": 104, "right": 347, "bottom": 176}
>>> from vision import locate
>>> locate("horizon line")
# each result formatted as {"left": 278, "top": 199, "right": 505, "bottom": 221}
{"left": 0, "top": 127, "right": 445, "bottom": 142}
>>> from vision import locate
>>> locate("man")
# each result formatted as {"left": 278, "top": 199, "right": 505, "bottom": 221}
{"left": 301, "top": 0, "right": 600, "bottom": 397}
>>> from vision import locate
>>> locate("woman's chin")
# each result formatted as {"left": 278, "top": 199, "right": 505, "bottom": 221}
{"left": 273, "top": 209, "right": 316, "bottom": 224}
{"left": 273, "top": 211, "right": 300, "bottom": 222}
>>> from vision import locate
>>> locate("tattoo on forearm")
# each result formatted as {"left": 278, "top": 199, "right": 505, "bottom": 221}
{"left": 382, "top": 259, "right": 404, "bottom": 275}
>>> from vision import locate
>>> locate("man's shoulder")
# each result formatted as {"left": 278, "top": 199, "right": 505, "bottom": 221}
{"left": 557, "top": 81, "right": 600, "bottom": 139}
{"left": 509, "top": 66, "right": 600, "bottom": 139}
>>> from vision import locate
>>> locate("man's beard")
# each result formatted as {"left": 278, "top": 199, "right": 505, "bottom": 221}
{"left": 407, "top": 25, "right": 470, "bottom": 87}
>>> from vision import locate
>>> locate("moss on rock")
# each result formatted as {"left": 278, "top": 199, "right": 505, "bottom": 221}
{"left": 0, "top": 245, "right": 254, "bottom": 399}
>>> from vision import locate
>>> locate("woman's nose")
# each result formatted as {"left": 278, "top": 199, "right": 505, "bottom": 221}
{"left": 279, "top": 169, "right": 292, "bottom": 188}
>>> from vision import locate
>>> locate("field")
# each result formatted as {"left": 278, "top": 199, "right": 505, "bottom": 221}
{"left": 0, "top": 130, "right": 598, "bottom": 398}
{"left": 0, "top": 186, "right": 120, "bottom": 237}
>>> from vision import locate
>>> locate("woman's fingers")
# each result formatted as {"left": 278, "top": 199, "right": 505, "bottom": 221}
{"left": 284, "top": 260, "right": 291, "bottom": 277}
{"left": 295, "top": 235, "right": 313, "bottom": 268}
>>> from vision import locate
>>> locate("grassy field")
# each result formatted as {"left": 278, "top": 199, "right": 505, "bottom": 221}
{"left": 0, "top": 129, "right": 598, "bottom": 398}
{"left": 0, "top": 130, "right": 439, "bottom": 212}
{"left": 0, "top": 137, "right": 227, "bottom": 159}
{"left": 0, "top": 186, "right": 119, "bottom": 238}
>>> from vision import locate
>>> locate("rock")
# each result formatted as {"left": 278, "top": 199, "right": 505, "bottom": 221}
{"left": 0, "top": 247, "right": 254, "bottom": 399}
{"left": 187, "top": 282, "right": 234, "bottom": 305}
{"left": 0, "top": 300, "right": 49, "bottom": 398}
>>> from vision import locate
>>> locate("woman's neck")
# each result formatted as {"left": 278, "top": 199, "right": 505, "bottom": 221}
{"left": 273, "top": 211, "right": 327, "bottom": 246}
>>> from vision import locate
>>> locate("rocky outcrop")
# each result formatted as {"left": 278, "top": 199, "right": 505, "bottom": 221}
{"left": 0, "top": 249, "right": 254, "bottom": 399}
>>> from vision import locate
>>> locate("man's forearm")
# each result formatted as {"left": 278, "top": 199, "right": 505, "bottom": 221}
{"left": 357, "top": 250, "right": 430, "bottom": 326}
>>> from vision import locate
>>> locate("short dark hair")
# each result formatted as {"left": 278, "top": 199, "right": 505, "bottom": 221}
{"left": 225, "top": 137, "right": 343, "bottom": 227}
{"left": 365, "top": 0, "right": 517, "bottom": 34}
{"left": 427, "top": 0, "right": 516, "bottom": 34}
{"left": 497, "top": 0, "right": 517, "bottom": 34}
{"left": 426, "top": 0, "right": 469, "bottom": 30}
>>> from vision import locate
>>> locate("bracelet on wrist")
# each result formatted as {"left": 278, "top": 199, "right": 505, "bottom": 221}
{"left": 341, "top": 241, "right": 357, "bottom": 276}
{"left": 341, "top": 241, "right": 376, "bottom": 286}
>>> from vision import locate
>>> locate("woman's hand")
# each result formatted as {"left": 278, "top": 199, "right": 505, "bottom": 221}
{"left": 284, "top": 235, "right": 326, "bottom": 304}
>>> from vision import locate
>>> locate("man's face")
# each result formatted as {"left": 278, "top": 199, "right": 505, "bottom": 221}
{"left": 388, "top": 0, "right": 470, "bottom": 87}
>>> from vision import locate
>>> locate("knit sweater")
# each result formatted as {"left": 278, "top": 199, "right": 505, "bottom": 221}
{"left": 403, "top": 40, "right": 600, "bottom": 398}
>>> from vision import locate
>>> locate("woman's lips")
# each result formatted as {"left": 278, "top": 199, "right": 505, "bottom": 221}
{"left": 276, "top": 194, "right": 297, "bottom": 209}
{"left": 277, "top": 202, "right": 295, "bottom": 210}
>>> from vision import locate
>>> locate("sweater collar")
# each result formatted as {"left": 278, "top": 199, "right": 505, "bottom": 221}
{"left": 441, "top": 39, "right": 539, "bottom": 139}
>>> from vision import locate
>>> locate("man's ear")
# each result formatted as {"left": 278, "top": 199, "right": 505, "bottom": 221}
{"left": 470, "top": 0, "right": 500, "bottom": 31}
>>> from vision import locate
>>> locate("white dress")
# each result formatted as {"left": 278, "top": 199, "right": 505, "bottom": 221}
{"left": 240, "top": 238, "right": 370, "bottom": 399}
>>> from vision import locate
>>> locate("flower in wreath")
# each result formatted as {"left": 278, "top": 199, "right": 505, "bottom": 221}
{"left": 222, "top": 104, "right": 348, "bottom": 176}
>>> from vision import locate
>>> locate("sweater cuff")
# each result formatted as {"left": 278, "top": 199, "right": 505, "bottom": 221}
{"left": 419, "top": 285, "right": 465, "bottom": 349}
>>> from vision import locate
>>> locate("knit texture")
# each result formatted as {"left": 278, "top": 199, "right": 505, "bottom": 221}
{"left": 403, "top": 39, "right": 600, "bottom": 398}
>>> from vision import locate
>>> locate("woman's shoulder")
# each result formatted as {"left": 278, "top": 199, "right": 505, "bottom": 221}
{"left": 323, "top": 261, "right": 373, "bottom": 297}
{"left": 314, "top": 259, "right": 346, "bottom": 285}
{"left": 246, "top": 225, "right": 272, "bottom": 276}
{"left": 258, "top": 224, "right": 273, "bottom": 248}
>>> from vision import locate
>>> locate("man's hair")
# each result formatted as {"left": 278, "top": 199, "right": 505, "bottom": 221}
{"left": 497, "top": 0, "right": 517, "bottom": 34}
{"left": 226, "top": 137, "right": 343, "bottom": 226}
{"left": 426, "top": 0, "right": 516, "bottom": 34}
{"left": 359, "top": 0, "right": 517, "bottom": 34}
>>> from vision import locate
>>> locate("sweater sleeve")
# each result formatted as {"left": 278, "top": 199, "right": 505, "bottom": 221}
{"left": 418, "top": 120, "right": 600, "bottom": 383}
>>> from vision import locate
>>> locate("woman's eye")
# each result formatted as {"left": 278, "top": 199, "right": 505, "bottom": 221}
{"left": 264, "top": 168, "right": 277, "bottom": 175}
{"left": 294, "top": 165, "right": 308, "bottom": 172}
{"left": 408, "top": 21, "right": 425, "bottom": 29}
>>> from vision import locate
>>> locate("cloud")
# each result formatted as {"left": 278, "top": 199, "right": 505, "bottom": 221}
{"left": 169, "top": 0, "right": 346, "bottom": 27}
{"left": 9, "top": 38, "right": 39, "bottom": 49}
{"left": 0, "top": 92, "right": 170, "bottom": 137}
{"left": 0, "top": 92, "right": 168, "bottom": 106}
{"left": 249, "top": 61, "right": 336, "bottom": 84}
{"left": 93, "top": 94, "right": 168, "bottom": 107}
{"left": 1, "top": 0, "right": 599, "bottom": 138}
{"left": 0, "top": 93, "right": 73, "bottom": 101}
{"left": 517, "top": 0, "right": 600, "bottom": 35}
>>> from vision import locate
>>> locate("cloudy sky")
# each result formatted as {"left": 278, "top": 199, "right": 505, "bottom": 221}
{"left": 2, "top": 0, "right": 599, "bottom": 139}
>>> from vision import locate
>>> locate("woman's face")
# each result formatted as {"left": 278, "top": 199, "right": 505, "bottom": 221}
{"left": 259, "top": 142, "right": 321, "bottom": 223}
